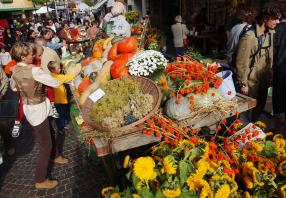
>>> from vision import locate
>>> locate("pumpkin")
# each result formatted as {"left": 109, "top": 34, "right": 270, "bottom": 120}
{"left": 81, "top": 57, "right": 93, "bottom": 66}
{"left": 93, "top": 48, "right": 103, "bottom": 59}
{"left": 108, "top": 43, "right": 118, "bottom": 61}
{"left": 117, "top": 36, "right": 138, "bottom": 54}
{"left": 78, "top": 79, "right": 92, "bottom": 95}
{"left": 111, "top": 58, "right": 129, "bottom": 79}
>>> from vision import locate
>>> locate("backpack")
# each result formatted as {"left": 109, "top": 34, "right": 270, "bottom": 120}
{"left": 229, "top": 24, "right": 271, "bottom": 69}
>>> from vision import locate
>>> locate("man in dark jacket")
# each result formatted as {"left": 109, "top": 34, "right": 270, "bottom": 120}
{"left": 273, "top": 5, "right": 286, "bottom": 124}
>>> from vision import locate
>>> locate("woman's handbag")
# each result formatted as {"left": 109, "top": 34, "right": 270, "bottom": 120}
{"left": 181, "top": 24, "right": 189, "bottom": 47}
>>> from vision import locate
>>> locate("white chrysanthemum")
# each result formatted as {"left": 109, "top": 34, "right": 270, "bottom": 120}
{"left": 128, "top": 50, "right": 168, "bottom": 76}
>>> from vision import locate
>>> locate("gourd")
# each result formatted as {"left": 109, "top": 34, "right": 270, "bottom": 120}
{"left": 117, "top": 36, "right": 138, "bottom": 54}
{"left": 79, "top": 60, "right": 113, "bottom": 106}
{"left": 165, "top": 97, "right": 191, "bottom": 120}
{"left": 108, "top": 43, "right": 118, "bottom": 61}
{"left": 110, "top": 53, "right": 136, "bottom": 79}
{"left": 78, "top": 79, "right": 91, "bottom": 95}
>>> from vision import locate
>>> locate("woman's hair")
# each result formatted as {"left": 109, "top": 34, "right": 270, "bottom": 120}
{"left": 41, "top": 28, "right": 51, "bottom": 37}
{"left": 256, "top": 3, "right": 281, "bottom": 25}
{"left": 11, "top": 42, "right": 34, "bottom": 62}
{"left": 47, "top": 61, "right": 58, "bottom": 72}
{"left": 236, "top": 5, "right": 257, "bottom": 24}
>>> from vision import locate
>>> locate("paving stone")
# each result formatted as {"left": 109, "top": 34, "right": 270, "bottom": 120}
{"left": 0, "top": 123, "right": 107, "bottom": 198}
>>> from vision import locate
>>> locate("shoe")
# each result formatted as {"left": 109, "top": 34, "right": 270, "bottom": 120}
{"left": 52, "top": 156, "right": 69, "bottom": 164}
{"left": 35, "top": 179, "right": 58, "bottom": 189}
{"left": 50, "top": 103, "right": 59, "bottom": 118}
{"left": 12, "top": 121, "right": 21, "bottom": 138}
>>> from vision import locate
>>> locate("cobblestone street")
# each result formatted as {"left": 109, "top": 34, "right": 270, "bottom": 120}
{"left": 0, "top": 120, "right": 107, "bottom": 198}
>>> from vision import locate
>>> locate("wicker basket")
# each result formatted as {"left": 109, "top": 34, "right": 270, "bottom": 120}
{"left": 81, "top": 75, "right": 161, "bottom": 137}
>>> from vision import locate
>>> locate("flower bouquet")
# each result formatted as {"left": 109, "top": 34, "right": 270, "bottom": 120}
{"left": 125, "top": 11, "right": 140, "bottom": 24}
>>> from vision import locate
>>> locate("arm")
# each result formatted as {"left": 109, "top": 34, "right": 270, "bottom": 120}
{"left": 234, "top": 33, "right": 253, "bottom": 86}
{"left": 52, "top": 73, "right": 76, "bottom": 85}
{"left": 32, "top": 67, "right": 60, "bottom": 88}
{"left": 46, "top": 41, "right": 61, "bottom": 50}
{"left": 0, "top": 67, "right": 8, "bottom": 97}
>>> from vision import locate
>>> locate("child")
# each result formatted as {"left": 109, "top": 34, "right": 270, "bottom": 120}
{"left": 0, "top": 46, "right": 12, "bottom": 67}
{"left": 10, "top": 42, "right": 61, "bottom": 189}
{"left": 47, "top": 61, "right": 79, "bottom": 153}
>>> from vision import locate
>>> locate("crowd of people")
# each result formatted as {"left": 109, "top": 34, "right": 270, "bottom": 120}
{"left": 0, "top": 0, "right": 133, "bottom": 190}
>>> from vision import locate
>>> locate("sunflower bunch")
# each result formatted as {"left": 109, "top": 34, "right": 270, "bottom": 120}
{"left": 125, "top": 11, "right": 140, "bottom": 24}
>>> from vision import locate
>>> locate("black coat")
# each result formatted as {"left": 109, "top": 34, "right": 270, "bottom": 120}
{"left": 274, "top": 21, "right": 286, "bottom": 73}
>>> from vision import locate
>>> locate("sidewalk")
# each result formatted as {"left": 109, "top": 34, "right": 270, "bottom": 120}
{"left": 0, "top": 121, "right": 107, "bottom": 198}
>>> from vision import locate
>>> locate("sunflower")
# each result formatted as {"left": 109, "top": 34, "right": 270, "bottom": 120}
{"left": 110, "top": 193, "right": 121, "bottom": 198}
{"left": 133, "top": 157, "right": 156, "bottom": 181}
{"left": 162, "top": 188, "right": 181, "bottom": 198}
{"left": 123, "top": 155, "right": 130, "bottom": 168}
{"left": 187, "top": 162, "right": 208, "bottom": 183}
{"left": 161, "top": 156, "right": 177, "bottom": 175}
{"left": 187, "top": 179, "right": 212, "bottom": 198}
{"left": 132, "top": 194, "right": 141, "bottom": 198}
{"left": 254, "top": 121, "right": 266, "bottom": 130}
{"left": 214, "top": 184, "right": 230, "bottom": 198}
{"left": 251, "top": 142, "right": 263, "bottom": 152}
{"left": 101, "top": 187, "right": 114, "bottom": 196}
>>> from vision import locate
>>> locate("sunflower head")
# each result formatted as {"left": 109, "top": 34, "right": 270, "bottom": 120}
{"left": 214, "top": 184, "right": 230, "bottom": 198}
{"left": 110, "top": 192, "right": 121, "bottom": 198}
{"left": 133, "top": 156, "right": 157, "bottom": 181}
{"left": 254, "top": 121, "right": 266, "bottom": 130}
{"left": 132, "top": 194, "right": 141, "bottom": 198}
{"left": 101, "top": 187, "right": 114, "bottom": 196}
{"left": 162, "top": 188, "right": 181, "bottom": 198}
{"left": 161, "top": 155, "right": 177, "bottom": 175}
{"left": 123, "top": 155, "right": 130, "bottom": 169}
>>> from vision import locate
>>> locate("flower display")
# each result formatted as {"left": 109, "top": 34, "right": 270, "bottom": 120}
{"left": 101, "top": 117, "right": 286, "bottom": 198}
{"left": 128, "top": 50, "right": 168, "bottom": 76}
{"left": 125, "top": 11, "right": 139, "bottom": 24}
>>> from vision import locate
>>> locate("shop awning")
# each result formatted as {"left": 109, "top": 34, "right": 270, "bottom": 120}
{"left": 91, "top": 0, "right": 108, "bottom": 11}
{"left": 0, "top": 0, "right": 35, "bottom": 12}
{"left": 34, "top": 6, "right": 55, "bottom": 14}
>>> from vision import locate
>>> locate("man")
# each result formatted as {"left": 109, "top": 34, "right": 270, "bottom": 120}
{"left": 234, "top": 3, "right": 281, "bottom": 122}
{"left": 273, "top": 5, "right": 286, "bottom": 124}
{"left": 34, "top": 37, "right": 61, "bottom": 74}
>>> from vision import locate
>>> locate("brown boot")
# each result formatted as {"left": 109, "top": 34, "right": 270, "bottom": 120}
{"left": 35, "top": 179, "right": 58, "bottom": 189}
{"left": 52, "top": 156, "right": 69, "bottom": 164}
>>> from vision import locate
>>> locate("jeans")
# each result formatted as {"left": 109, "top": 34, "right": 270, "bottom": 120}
{"left": 175, "top": 47, "right": 187, "bottom": 56}
{"left": 55, "top": 104, "right": 68, "bottom": 130}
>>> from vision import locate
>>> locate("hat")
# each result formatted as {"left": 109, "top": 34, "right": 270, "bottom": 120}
{"left": 111, "top": 2, "right": 125, "bottom": 16}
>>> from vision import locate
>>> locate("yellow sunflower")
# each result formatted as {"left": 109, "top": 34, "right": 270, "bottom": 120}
{"left": 254, "top": 121, "right": 266, "bottom": 129}
{"left": 101, "top": 187, "right": 114, "bottom": 196}
{"left": 187, "top": 179, "right": 212, "bottom": 198}
{"left": 251, "top": 142, "right": 263, "bottom": 152}
{"left": 214, "top": 184, "right": 230, "bottom": 198}
{"left": 162, "top": 188, "right": 181, "bottom": 198}
{"left": 133, "top": 157, "right": 157, "bottom": 181}
{"left": 123, "top": 155, "right": 130, "bottom": 168}
{"left": 187, "top": 163, "right": 208, "bottom": 184}
{"left": 132, "top": 194, "right": 141, "bottom": 198}
{"left": 161, "top": 156, "right": 177, "bottom": 175}
{"left": 110, "top": 193, "right": 121, "bottom": 198}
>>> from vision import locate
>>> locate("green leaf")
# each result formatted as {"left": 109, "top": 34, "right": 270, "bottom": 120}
{"left": 140, "top": 187, "right": 154, "bottom": 198}
{"left": 155, "top": 190, "right": 164, "bottom": 198}
{"left": 179, "top": 191, "right": 199, "bottom": 198}
{"left": 179, "top": 161, "right": 195, "bottom": 187}
{"left": 126, "top": 171, "right": 131, "bottom": 180}
{"left": 132, "top": 175, "right": 139, "bottom": 188}
{"left": 122, "top": 187, "right": 133, "bottom": 198}
{"left": 261, "top": 141, "right": 278, "bottom": 158}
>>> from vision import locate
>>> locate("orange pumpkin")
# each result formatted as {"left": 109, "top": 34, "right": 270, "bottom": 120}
{"left": 117, "top": 36, "right": 138, "bottom": 54}
{"left": 93, "top": 48, "right": 103, "bottom": 59}
{"left": 78, "top": 79, "right": 92, "bottom": 95}
{"left": 108, "top": 43, "right": 118, "bottom": 61}
{"left": 81, "top": 57, "right": 93, "bottom": 66}
{"left": 110, "top": 55, "right": 130, "bottom": 79}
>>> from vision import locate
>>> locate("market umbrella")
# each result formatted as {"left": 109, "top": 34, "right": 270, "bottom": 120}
{"left": 34, "top": 6, "right": 55, "bottom": 14}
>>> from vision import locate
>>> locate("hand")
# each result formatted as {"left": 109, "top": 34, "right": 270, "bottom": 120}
{"left": 241, "top": 86, "right": 249, "bottom": 95}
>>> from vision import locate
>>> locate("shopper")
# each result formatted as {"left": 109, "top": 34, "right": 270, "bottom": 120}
{"left": 227, "top": 6, "right": 256, "bottom": 68}
{"left": 234, "top": 3, "right": 281, "bottom": 122}
{"left": 87, "top": 21, "right": 99, "bottom": 40}
{"left": 47, "top": 61, "right": 79, "bottom": 155}
{"left": 10, "top": 42, "right": 60, "bottom": 189}
{"left": 273, "top": 5, "right": 286, "bottom": 124}
{"left": 171, "top": 15, "right": 190, "bottom": 56}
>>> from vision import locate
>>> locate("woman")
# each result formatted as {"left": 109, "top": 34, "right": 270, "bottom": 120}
{"left": 171, "top": 15, "right": 190, "bottom": 56}
{"left": 27, "top": 29, "right": 37, "bottom": 43}
{"left": 4, "top": 28, "right": 15, "bottom": 50}
{"left": 87, "top": 21, "right": 99, "bottom": 40}
{"left": 10, "top": 42, "right": 63, "bottom": 189}
{"left": 59, "top": 21, "right": 74, "bottom": 42}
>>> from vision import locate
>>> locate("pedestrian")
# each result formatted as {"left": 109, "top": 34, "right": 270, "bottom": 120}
{"left": 171, "top": 15, "right": 190, "bottom": 56}
{"left": 226, "top": 5, "right": 256, "bottom": 68}
{"left": 47, "top": 61, "right": 80, "bottom": 156}
{"left": 87, "top": 21, "right": 99, "bottom": 40}
{"left": 273, "top": 5, "right": 286, "bottom": 124}
{"left": 234, "top": 3, "right": 281, "bottom": 122}
{"left": 10, "top": 42, "right": 61, "bottom": 189}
